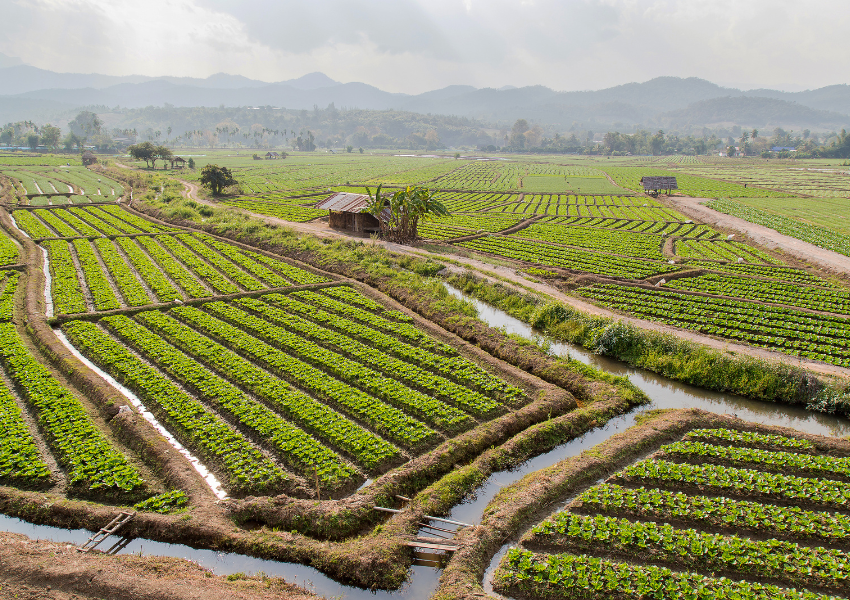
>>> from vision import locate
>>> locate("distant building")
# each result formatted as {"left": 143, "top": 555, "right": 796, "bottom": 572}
{"left": 265, "top": 152, "right": 280, "bottom": 159}
{"left": 170, "top": 156, "right": 186, "bottom": 169}
{"left": 316, "top": 192, "right": 386, "bottom": 234}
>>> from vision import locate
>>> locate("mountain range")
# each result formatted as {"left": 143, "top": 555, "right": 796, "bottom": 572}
{"left": 1, "top": 54, "right": 848, "bottom": 132}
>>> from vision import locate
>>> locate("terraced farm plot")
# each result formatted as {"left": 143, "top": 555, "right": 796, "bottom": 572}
{"left": 515, "top": 224, "right": 665, "bottom": 260}
{"left": 42, "top": 231, "right": 330, "bottom": 314}
{"left": 11, "top": 206, "right": 177, "bottom": 239}
{"left": 706, "top": 198, "right": 850, "bottom": 258}
{"left": 0, "top": 267, "right": 151, "bottom": 497}
{"left": 0, "top": 165, "right": 124, "bottom": 201}
{"left": 577, "top": 283, "right": 850, "bottom": 366}
{"left": 494, "top": 426, "right": 850, "bottom": 600}
{"left": 675, "top": 239, "right": 777, "bottom": 263}
{"left": 666, "top": 273, "right": 850, "bottom": 315}
{"left": 221, "top": 200, "right": 327, "bottom": 222}
{"left": 603, "top": 165, "right": 790, "bottom": 198}
{"left": 680, "top": 162, "right": 850, "bottom": 198}
{"left": 458, "top": 236, "right": 676, "bottom": 278}
{"left": 62, "top": 285, "right": 526, "bottom": 496}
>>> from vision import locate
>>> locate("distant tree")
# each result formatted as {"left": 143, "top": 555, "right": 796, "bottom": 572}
{"left": 62, "top": 133, "right": 82, "bottom": 152}
{"left": 650, "top": 130, "right": 665, "bottom": 155}
{"left": 362, "top": 184, "right": 449, "bottom": 243}
{"left": 199, "top": 164, "right": 236, "bottom": 195}
{"left": 26, "top": 133, "right": 40, "bottom": 151}
{"left": 454, "top": 152, "right": 460, "bottom": 159}
{"left": 40, "top": 125, "right": 61, "bottom": 150}
{"left": 509, "top": 119, "right": 529, "bottom": 148}
{"left": 727, "top": 145, "right": 736, "bottom": 157}
{"left": 154, "top": 145, "right": 173, "bottom": 167}
{"left": 128, "top": 141, "right": 156, "bottom": 167}
{"left": 68, "top": 110, "right": 103, "bottom": 148}
{"left": 359, "top": 147, "right": 364, "bottom": 154}
{"left": 187, "top": 157, "right": 196, "bottom": 169}
{"left": 346, "top": 145, "right": 353, "bottom": 153}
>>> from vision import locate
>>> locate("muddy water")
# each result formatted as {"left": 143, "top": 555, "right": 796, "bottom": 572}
{"left": 1, "top": 283, "right": 847, "bottom": 600}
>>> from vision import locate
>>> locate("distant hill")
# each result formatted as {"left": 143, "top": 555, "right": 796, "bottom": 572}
{"left": 1, "top": 64, "right": 848, "bottom": 132}
{"left": 657, "top": 96, "right": 850, "bottom": 130}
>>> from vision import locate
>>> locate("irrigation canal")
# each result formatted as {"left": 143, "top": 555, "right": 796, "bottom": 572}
{"left": 1, "top": 283, "right": 848, "bottom": 599}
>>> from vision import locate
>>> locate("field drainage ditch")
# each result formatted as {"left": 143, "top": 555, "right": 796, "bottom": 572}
{"left": 442, "top": 281, "right": 850, "bottom": 595}
{"left": 0, "top": 284, "right": 847, "bottom": 600}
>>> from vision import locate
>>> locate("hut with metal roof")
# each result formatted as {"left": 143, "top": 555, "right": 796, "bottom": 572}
{"left": 640, "top": 176, "right": 677, "bottom": 195}
{"left": 315, "top": 192, "right": 385, "bottom": 234}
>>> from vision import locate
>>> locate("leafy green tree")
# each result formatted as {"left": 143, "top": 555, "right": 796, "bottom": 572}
{"left": 62, "top": 133, "right": 81, "bottom": 152}
{"left": 40, "top": 125, "right": 61, "bottom": 150}
{"left": 128, "top": 141, "right": 156, "bottom": 168}
{"left": 199, "top": 164, "right": 236, "bottom": 195}
{"left": 359, "top": 147, "right": 364, "bottom": 154}
{"left": 650, "top": 130, "right": 665, "bottom": 155}
{"left": 154, "top": 144, "right": 173, "bottom": 167}
{"left": 346, "top": 145, "right": 353, "bottom": 153}
{"left": 362, "top": 184, "right": 449, "bottom": 243}
{"left": 187, "top": 157, "right": 196, "bottom": 169}
{"left": 509, "top": 119, "right": 529, "bottom": 148}
{"left": 26, "top": 133, "right": 40, "bottom": 151}
{"left": 0, "top": 127, "right": 12, "bottom": 146}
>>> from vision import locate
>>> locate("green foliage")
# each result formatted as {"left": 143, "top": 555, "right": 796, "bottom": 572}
{"left": 497, "top": 549, "right": 835, "bottom": 600}
{"left": 62, "top": 319, "right": 288, "bottom": 495}
{"left": 623, "top": 459, "right": 850, "bottom": 510}
{"left": 362, "top": 185, "right": 450, "bottom": 243}
{"left": 0, "top": 322, "right": 145, "bottom": 494}
{"left": 530, "top": 512, "right": 850, "bottom": 591}
{"left": 707, "top": 198, "right": 850, "bottom": 258}
{"left": 199, "top": 164, "right": 236, "bottom": 195}
{"left": 134, "top": 490, "right": 188, "bottom": 514}
{"left": 581, "top": 483, "right": 850, "bottom": 543}
{"left": 579, "top": 283, "right": 850, "bottom": 368}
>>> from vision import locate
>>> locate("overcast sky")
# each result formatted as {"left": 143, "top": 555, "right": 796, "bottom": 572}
{"left": 1, "top": 0, "right": 847, "bottom": 93}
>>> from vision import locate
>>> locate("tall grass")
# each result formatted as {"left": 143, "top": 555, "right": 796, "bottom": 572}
{"left": 447, "top": 272, "right": 849, "bottom": 412}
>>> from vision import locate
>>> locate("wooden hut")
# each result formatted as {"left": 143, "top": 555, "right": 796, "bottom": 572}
{"left": 640, "top": 176, "right": 677, "bottom": 195}
{"left": 316, "top": 192, "right": 384, "bottom": 234}
{"left": 265, "top": 151, "right": 280, "bottom": 159}
{"left": 81, "top": 150, "right": 97, "bottom": 166}
{"left": 170, "top": 156, "right": 186, "bottom": 169}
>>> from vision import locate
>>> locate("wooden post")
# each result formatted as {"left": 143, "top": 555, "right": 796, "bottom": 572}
{"left": 315, "top": 468, "right": 320, "bottom": 501}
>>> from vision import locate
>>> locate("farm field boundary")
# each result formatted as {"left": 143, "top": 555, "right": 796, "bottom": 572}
{"left": 436, "top": 408, "right": 850, "bottom": 600}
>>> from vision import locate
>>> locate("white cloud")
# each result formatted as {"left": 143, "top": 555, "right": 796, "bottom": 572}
{"left": 0, "top": 0, "right": 847, "bottom": 93}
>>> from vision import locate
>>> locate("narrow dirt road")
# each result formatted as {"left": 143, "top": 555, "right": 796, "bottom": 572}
{"left": 673, "top": 197, "right": 850, "bottom": 277}
{"left": 177, "top": 183, "right": 850, "bottom": 379}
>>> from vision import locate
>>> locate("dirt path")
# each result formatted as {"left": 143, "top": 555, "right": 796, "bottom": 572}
{"left": 173, "top": 184, "right": 850, "bottom": 380}
{"left": 673, "top": 197, "right": 850, "bottom": 277}
{"left": 0, "top": 531, "right": 318, "bottom": 600}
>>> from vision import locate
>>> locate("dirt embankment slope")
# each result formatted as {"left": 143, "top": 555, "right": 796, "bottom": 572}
{"left": 0, "top": 531, "right": 319, "bottom": 600}
{"left": 673, "top": 197, "right": 850, "bottom": 277}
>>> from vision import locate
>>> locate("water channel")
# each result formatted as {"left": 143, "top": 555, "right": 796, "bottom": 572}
{"left": 2, "top": 283, "right": 848, "bottom": 599}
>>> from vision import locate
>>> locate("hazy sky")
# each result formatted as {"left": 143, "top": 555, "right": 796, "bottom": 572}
{"left": 2, "top": 0, "right": 847, "bottom": 93}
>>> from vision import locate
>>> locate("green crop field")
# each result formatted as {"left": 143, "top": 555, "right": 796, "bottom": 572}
{"left": 494, "top": 426, "right": 850, "bottom": 600}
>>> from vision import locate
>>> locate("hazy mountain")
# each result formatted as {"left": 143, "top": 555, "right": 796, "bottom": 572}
{"left": 0, "top": 52, "right": 24, "bottom": 69}
{"left": 657, "top": 96, "right": 850, "bottom": 129}
{"left": 1, "top": 65, "right": 849, "bottom": 131}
